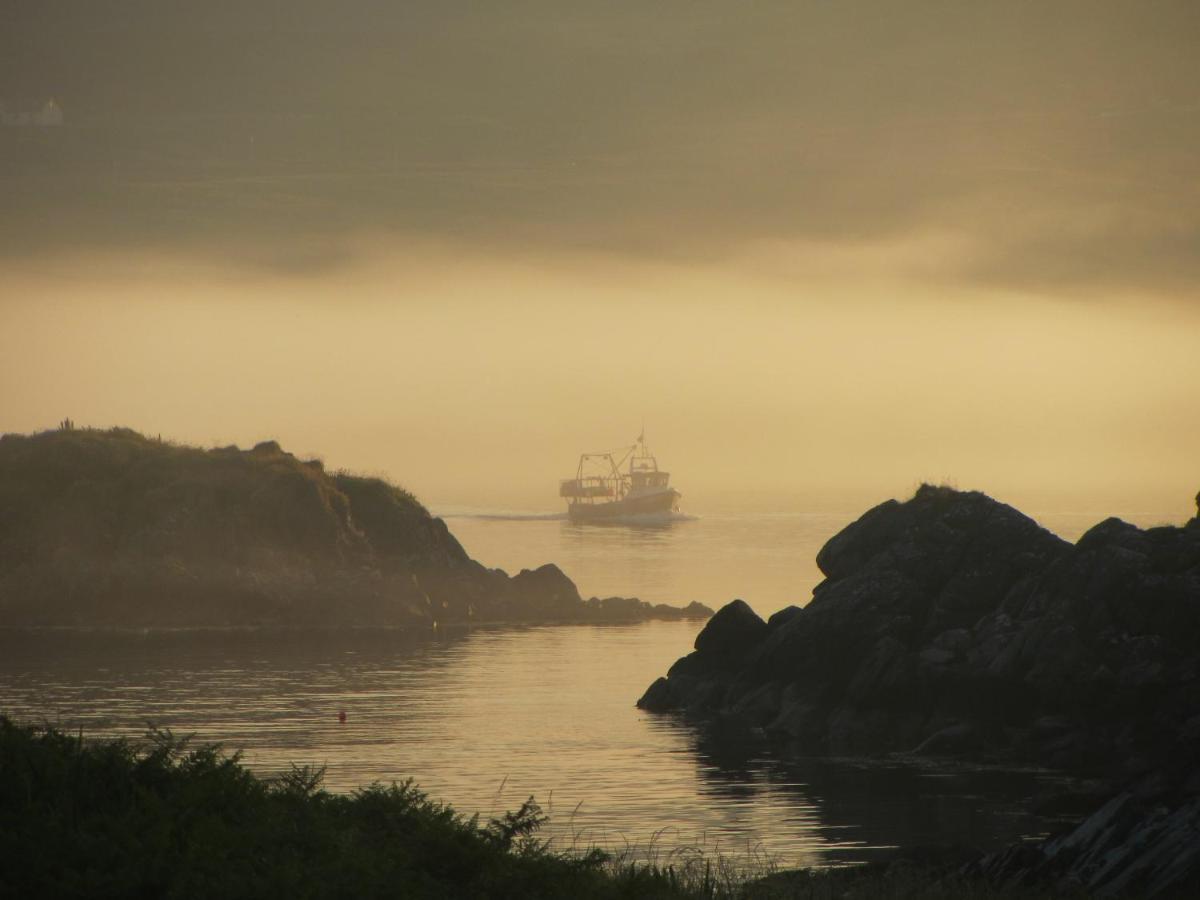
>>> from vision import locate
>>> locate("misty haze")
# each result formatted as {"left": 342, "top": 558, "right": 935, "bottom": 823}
{"left": 2, "top": 3, "right": 1199, "bottom": 898}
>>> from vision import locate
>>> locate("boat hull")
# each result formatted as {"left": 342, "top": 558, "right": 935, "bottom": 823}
{"left": 567, "top": 489, "right": 681, "bottom": 523}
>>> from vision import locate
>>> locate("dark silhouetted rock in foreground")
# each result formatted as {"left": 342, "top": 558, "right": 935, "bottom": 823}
{"left": 694, "top": 598, "right": 768, "bottom": 659}
{"left": 639, "top": 484, "right": 1200, "bottom": 777}
{"left": 639, "top": 484, "right": 1200, "bottom": 895}
{"left": 967, "top": 781, "right": 1200, "bottom": 898}
{"left": 0, "top": 427, "right": 711, "bottom": 628}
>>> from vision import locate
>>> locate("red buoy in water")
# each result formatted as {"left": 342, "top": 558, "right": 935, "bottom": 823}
{"left": 338, "top": 710, "right": 347, "bottom": 724}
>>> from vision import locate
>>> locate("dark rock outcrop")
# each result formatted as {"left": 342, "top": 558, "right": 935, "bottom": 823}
{"left": 0, "top": 428, "right": 711, "bottom": 628}
{"left": 584, "top": 596, "right": 713, "bottom": 622}
{"left": 695, "top": 599, "right": 769, "bottom": 659}
{"left": 638, "top": 484, "right": 1200, "bottom": 777}
{"left": 968, "top": 781, "right": 1200, "bottom": 898}
{"left": 503, "top": 564, "right": 583, "bottom": 617}
{"left": 640, "top": 485, "right": 1200, "bottom": 894}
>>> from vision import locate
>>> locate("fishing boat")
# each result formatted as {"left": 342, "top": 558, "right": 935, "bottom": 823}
{"left": 559, "top": 432, "right": 681, "bottom": 522}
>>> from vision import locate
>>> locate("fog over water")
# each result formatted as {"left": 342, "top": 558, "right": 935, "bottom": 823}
{"left": 2, "top": 253, "right": 1197, "bottom": 522}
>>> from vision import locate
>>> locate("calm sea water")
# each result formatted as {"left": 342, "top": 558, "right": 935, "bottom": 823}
{"left": 0, "top": 507, "right": 1179, "bottom": 869}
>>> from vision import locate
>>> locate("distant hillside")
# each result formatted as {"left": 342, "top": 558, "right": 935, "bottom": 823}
{"left": 0, "top": 427, "right": 710, "bottom": 628}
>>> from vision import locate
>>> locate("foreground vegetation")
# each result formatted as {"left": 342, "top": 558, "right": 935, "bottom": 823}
{"left": 0, "top": 717, "right": 653, "bottom": 899}
{"left": 0, "top": 718, "right": 1086, "bottom": 899}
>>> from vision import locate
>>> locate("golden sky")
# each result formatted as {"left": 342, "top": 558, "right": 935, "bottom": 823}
{"left": 2, "top": 2, "right": 1198, "bottom": 516}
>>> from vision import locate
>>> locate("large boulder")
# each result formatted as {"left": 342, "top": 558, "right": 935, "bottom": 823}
{"left": 637, "top": 677, "right": 679, "bottom": 712}
{"left": 694, "top": 599, "right": 769, "bottom": 660}
{"left": 504, "top": 563, "right": 583, "bottom": 617}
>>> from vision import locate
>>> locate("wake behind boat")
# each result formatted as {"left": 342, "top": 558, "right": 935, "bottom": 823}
{"left": 559, "top": 432, "right": 682, "bottom": 523}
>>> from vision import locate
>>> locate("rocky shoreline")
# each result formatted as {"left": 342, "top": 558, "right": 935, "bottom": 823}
{"left": 639, "top": 484, "right": 1200, "bottom": 896}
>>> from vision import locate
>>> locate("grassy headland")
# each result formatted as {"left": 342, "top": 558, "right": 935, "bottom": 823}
{"left": 0, "top": 427, "right": 709, "bottom": 628}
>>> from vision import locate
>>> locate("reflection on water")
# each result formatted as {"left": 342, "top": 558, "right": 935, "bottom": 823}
{"left": 0, "top": 622, "right": 1081, "bottom": 869}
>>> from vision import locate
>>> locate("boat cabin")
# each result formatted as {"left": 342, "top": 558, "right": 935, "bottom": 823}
{"left": 630, "top": 470, "right": 671, "bottom": 493}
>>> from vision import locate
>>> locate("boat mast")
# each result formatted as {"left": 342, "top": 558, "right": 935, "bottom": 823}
{"left": 630, "top": 428, "right": 657, "bottom": 475}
